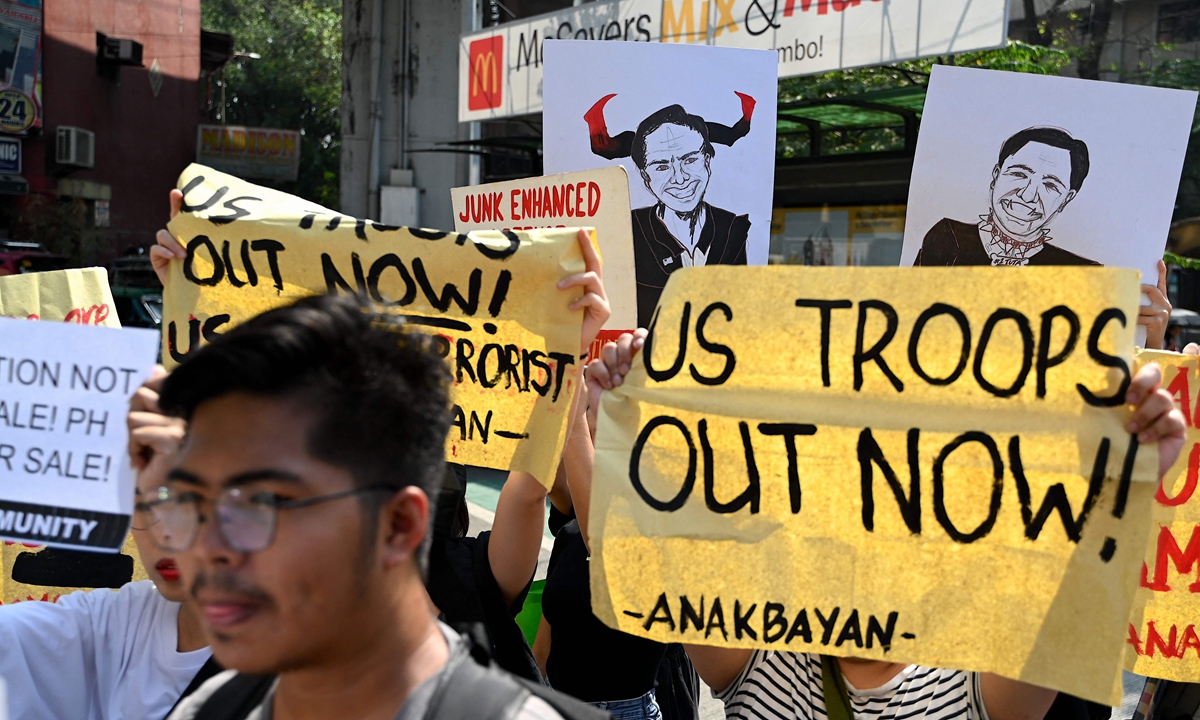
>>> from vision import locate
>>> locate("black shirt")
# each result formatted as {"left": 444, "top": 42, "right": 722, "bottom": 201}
{"left": 913, "top": 218, "right": 1099, "bottom": 266}
{"left": 542, "top": 520, "right": 667, "bottom": 702}
{"left": 632, "top": 203, "right": 750, "bottom": 328}
{"left": 426, "top": 530, "right": 543, "bottom": 683}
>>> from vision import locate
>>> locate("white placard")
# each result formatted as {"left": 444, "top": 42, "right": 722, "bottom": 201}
{"left": 0, "top": 318, "right": 159, "bottom": 551}
{"left": 902, "top": 66, "right": 1197, "bottom": 282}
{"left": 543, "top": 40, "right": 776, "bottom": 327}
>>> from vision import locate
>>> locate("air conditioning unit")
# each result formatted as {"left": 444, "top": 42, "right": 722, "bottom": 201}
{"left": 98, "top": 35, "right": 143, "bottom": 66}
{"left": 56, "top": 126, "right": 95, "bottom": 169}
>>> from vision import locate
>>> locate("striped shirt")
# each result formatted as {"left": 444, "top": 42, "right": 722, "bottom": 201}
{"left": 716, "top": 652, "right": 989, "bottom": 720}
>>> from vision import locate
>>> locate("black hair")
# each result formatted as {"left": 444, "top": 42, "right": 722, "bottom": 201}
{"left": 159, "top": 294, "right": 453, "bottom": 560}
{"left": 997, "top": 127, "right": 1090, "bottom": 193}
{"left": 631, "top": 104, "right": 715, "bottom": 171}
{"left": 433, "top": 464, "right": 470, "bottom": 540}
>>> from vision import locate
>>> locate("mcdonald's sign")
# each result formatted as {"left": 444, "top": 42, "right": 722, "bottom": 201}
{"left": 468, "top": 35, "right": 503, "bottom": 111}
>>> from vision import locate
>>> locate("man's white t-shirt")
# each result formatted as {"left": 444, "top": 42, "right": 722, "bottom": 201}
{"left": 0, "top": 579, "right": 212, "bottom": 720}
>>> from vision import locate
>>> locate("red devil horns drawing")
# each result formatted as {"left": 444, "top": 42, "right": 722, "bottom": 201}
{"left": 584, "top": 94, "right": 634, "bottom": 160}
{"left": 584, "top": 91, "right": 756, "bottom": 161}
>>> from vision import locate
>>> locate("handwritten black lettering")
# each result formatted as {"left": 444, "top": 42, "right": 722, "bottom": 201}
{"left": 854, "top": 300, "right": 904, "bottom": 392}
{"left": 629, "top": 416, "right": 696, "bottom": 512}
{"left": 973, "top": 309, "right": 1034, "bottom": 398}
{"left": 795, "top": 299, "right": 852, "bottom": 387}
{"left": 758, "top": 423, "right": 816, "bottom": 514}
{"left": 908, "top": 303, "right": 971, "bottom": 386}
{"left": 1078, "top": 308, "right": 1130, "bottom": 407}
{"left": 932, "top": 432, "right": 1004, "bottom": 543}
{"left": 859, "top": 428, "right": 922, "bottom": 535}
{"left": 691, "top": 302, "right": 736, "bottom": 386}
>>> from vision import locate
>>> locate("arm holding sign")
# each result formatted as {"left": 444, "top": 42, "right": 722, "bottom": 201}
{"left": 488, "top": 228, "right": 609, "bottom": 605}
{"left": 151, "top": 189, "right": 186, "bottom": 286}
{"left": 586, "top": 331, "right": 1187, "bottom": 720}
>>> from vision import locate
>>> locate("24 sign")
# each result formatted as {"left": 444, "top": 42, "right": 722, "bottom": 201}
{"left": 0, "top": 89, "right": 34, "bottom": 134}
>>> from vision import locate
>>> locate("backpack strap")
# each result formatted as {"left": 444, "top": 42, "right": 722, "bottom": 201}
{"left": 821, "top": 655, "right": 855, "bottom": 720}
{"left": 188, "top": 673, "right": 276, "bottom": 720}
{"left": 424, "top": 640, "right": 530, "bottom": 720}
{"left": 424, "top": 632, "right": 610, "bottom": 720}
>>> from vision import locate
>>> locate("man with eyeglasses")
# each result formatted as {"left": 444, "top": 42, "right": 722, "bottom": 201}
{"left": 156, "top": 234, "right": 610, "bottom": 720}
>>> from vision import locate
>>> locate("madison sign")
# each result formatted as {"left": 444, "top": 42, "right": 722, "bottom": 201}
{"left": 458, "top": 0, "right": 1010, "bottom": 121}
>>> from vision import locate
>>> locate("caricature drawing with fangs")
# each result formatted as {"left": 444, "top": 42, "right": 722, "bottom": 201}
{"left": 914, "top": 126, "right": 1099, "bottom": 267}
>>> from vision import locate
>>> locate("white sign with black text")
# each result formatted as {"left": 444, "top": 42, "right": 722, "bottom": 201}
{"left": 0, "top": 319, "right": 159, "bottom": 551}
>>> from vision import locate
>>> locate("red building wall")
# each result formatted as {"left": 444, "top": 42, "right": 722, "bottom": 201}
{"left": 25, "top": 0, "right": 200, "bottom": 253}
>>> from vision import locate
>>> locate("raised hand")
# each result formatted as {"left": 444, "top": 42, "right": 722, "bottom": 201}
{"left": 150, "top": 189, "right": 185, "bottom": 286}
{"left": 557, "top": 229, "right": 611, "bottom": 354}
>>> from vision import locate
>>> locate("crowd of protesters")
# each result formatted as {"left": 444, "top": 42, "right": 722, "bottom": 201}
{"left": 0, "top": 202, "right": 1188, "bottom": 720}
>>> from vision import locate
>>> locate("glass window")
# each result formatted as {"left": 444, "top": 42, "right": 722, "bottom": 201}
{"left": 1158, "top": 1, "right": 1200, "bottom": 44}
{"left": 769, "top": 205, "right": 906, "bottom": 266}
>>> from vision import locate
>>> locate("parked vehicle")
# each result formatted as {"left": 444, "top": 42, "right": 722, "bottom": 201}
{"left": 0, "top": 240, "right": 70, "bottom": 276}
{"left": 108, "top": 250, "right": 163, "bottom": 328}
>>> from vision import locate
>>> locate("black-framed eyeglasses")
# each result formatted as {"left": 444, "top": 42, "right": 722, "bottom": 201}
{"left": 130, "top": 496, "right": 163, "bottom": 532}
{"left": 143, "top": 484, "right": 396, "bottom": 553}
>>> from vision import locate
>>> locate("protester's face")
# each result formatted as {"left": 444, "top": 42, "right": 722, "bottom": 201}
{"left": 132, "top": 477, "right": 185, "bottom": 603}
{"left": 169, "top": 393, "right": 386, "bottom": 674}
{"left": 990, "top": 142, "right": 1076, "bottom": 238}
{"left": 640, "top": 124, "right": 711, "bottom": 214}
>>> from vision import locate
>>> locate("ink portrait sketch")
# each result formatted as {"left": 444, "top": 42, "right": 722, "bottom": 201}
{"left": 586, "top": 92, "right": 754, "bottom": 324}
{"left": 901, "top": 65, "right": 1197, "bottom": 280}
{"left": 543, "top": 40, "right": 777, "bottom": 328}
{"left": 915, "top": 126, "right": 1098, "bottom": 267}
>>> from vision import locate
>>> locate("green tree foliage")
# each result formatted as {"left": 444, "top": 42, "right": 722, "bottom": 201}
{"left": 776, "top": 42, "right": 1071, "bottom": 159}
{"left": 202, "top": 0, "right": 341, "bottom": 208}
{"left": 779, "top": 41, "right": 1071, "bottom": 103}
{"left": 1143, "top": 58, "right": 1200, "bottom": 220}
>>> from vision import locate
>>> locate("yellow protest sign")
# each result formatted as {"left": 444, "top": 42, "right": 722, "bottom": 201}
{"left": 591, "top": 266, "right": 1154, "bottom": 705}
{"left": 0, "top": 267, "right": 119, "bottom": 325}
{"left": 1125, "top": 349, "right": 1200, "bottom": 680}
{"left": 163, "top": 164, "right": 587, "bottom": 486}
{"left": 452, "top": 167, "right": 637, "bottom": 330}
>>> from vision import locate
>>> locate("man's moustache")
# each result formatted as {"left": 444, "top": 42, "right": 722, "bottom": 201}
{"left": 191, "top": 570, "right": 274, "bottom": 604}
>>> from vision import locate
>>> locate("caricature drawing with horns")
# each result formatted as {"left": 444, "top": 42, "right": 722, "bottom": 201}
{"left": 586, "top": 91, "right": 755, "bottom": 326}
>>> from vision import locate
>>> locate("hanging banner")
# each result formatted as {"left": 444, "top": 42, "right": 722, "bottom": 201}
{"left": 163, "top": 164, "right": 588, "bottom": 487}
{"left": 1125, "top": 350, "right": 1200, "bottom": 680}
{"left": 458, "top": 0, "right": 1007, "bottom": 121}
{"left": 591, "top": 265, "right": 1154, "bottom": 705}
